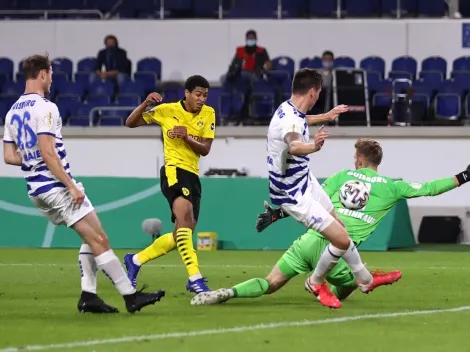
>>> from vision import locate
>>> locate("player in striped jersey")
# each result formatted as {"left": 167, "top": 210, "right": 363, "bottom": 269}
{"left": 264, "top": 68, "right": 378, "bottom": 308}
{"left": 2, "top": 54, "right": 165, "bottom": 314}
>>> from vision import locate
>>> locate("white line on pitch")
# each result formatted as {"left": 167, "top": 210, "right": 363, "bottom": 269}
{"left": 0, "top": 306, "right": 469, "bottom": 352}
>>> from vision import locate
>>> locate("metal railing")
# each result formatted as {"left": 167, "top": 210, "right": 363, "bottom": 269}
{"left": 0, "top": 9, "right": 104, "bottom": 19}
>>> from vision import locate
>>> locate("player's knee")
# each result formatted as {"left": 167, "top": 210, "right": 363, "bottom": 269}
{"left": 173, "top": 197, "right": 194, "bottom": 227}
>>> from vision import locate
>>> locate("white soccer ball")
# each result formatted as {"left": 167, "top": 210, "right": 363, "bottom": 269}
{"left": 339, "top": 180, "right": 370, "bottom": 210}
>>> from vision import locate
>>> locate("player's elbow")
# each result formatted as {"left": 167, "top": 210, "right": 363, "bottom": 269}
{"left": 125, "top": 117, "right": 136, "bottom": 128}
{"left": 287, "top": 144, "right": 301, "bottom": 156}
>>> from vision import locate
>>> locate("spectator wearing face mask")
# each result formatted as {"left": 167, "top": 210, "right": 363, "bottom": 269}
{"left": 92, "top": 34, "right": 130, "bottom": 85}
{"left": 311, "top": 50, "right": 335, "bottom": 114}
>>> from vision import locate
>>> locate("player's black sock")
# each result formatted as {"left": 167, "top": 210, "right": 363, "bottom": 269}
{"left": 455, "top": 170, "right": 469, "bottom": 186}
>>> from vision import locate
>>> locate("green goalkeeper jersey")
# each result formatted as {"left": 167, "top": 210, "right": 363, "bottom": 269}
{"left": 309, "top": 168, "right": 457, "bottom": 246}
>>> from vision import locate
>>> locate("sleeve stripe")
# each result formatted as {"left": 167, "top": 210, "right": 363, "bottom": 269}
{"left": 37, "top": 132, "right": 56, "bottom": 137}
{"left": 3, "top": 140, "right": 15, "bottom": 144}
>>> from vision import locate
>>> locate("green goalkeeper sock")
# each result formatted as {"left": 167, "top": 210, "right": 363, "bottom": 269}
{"left": 232, "top": 278, "right": 270, "bottom": 298}
{"left": 331, "top": 285, "right": 357, "bottom": 301}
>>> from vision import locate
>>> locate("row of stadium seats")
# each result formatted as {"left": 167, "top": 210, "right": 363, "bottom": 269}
{"left": 1, "top": 56, "right": 469, "bottom": 84}
{"left": 0, "top": 57, "right": 162, "bottom": 81}
{"left": 1, "top": 0, "right": 466, "bottom": 19}
{"left": 1, "top": 81, "right": 469, "bottom": 127}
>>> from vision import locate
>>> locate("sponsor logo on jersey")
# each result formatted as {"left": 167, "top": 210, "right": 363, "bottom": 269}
{"left": 45, "top": 112, "right": 53, "bottom": 127}
{"left": 182, "top": 187, "right": 190, "bottom": 196}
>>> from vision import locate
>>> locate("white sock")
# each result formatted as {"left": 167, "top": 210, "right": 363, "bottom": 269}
{"left": 342, "top": 241, "right": 373, "bottom": 285}
{"left": 95, "top": 250, "right": 136, "bottom": 295}
{"left": 310, "top": 244, "right": 346, "bottom": 285}
{"left": 189, "top": 273, "right": 203, "bottom": 281}
{"left": 78, "top": 244, "right": 97, "bottom": 294}
{"left": 132, "top": 255, "right": 141, "bottom": 266}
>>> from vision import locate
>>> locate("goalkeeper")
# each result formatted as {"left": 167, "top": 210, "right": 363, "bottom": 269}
{"left": 191, "top": 138, "right": 470, "bottom": 307}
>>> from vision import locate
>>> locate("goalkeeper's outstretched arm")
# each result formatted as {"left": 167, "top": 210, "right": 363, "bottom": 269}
{"left": 394, "top": 165, "right": 469, "bottom": 199}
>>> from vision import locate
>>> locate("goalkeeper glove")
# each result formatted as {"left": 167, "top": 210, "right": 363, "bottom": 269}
{"left": 255, "top": 201, "right": 289, "bottom": 233}
{"left": 455, "top": 164, "right": 470, "bottom": 186}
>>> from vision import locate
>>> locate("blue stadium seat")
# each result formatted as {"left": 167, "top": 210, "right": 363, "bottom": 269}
{"left": 137, "top": 57, "right": 162, "bottom": 79}
{"left": 15, "top": 73, "right": 25, "bottom": 85}
{"left": 391, "top": 56, "right": 417, "bottom": 78}
{"left": 205, "top": 86, "right": 221, "bottom": 119}
{"left": 119, "top": 81, "right": 146, "bottom": 97}
{"left": 389, "top": 71, "right": 413, "bottom": 80}
{"left": 162, "top": 85, "right": 185, "bottom": 102}
{"left": 52, "top": 57, "right": 73, "bottom": 79}
{"left": 451, "top": 71, "right": 470, "bottom": 85}
{"left": 411, "top": 81, "right": 436, "bottom": 98}
{"left": 86, "top": 95, "right": 111, "bottom": 106}
{"left": 452, "top": 56, "right": 470, "bottom": 72}
{"left": 372, "top": 93, "right": 392, "bottom": 107}
{"left": 299, "top": 57, "right": 322, "bottom": 69}
{"left": 134, "top": 72, "right": 158, "bottom": 93}
{"left": 0, "top": 73, "right": 10, "bottom": 90}
{"left": 419, "top": 71, "right": 444, "bottom": 85}
{"left": 309, "top": 0, "right": 336, "bottom": 17}
{"left": 219, "top": 92, "right": 244, "bottom": 120}
{"left": 50, "top": 72, "right": 69, "bottom": 97}
{"left": 437, "top": 81, "right": 465, "bottom": 96}
{"left": 412, "top": 93, "right": 430, "bottom": 109}
{"left": 74, "top": 72, "right": 91, "bottom": 90}
{"left": 116, "top": 93, "right": 141, "bottom": 106}
{"left": 418, "top": 0, "right": 445, "bottom": 17}
{"left": 56, "top": 94, "right": 82, "bottom": 119}
{"left": 77, "top": 57, "right": 97, "bottom": 72}
{"left": 58, "top": 82, "right": 86, "bottom": 97}
{"left": 88, "top": 81, "right": 114, "bottom": 97}
{"left": 434, "top": 93, "right": 461, "bottom": 119}
{"left": 360, "top": 56, "right": 386, "bottom": 78}
{"left": 334, "top": 56, "right": 355, "bottom": 68}
{"left": 0, "top": 57, "right": 14, "bottom": 78}
{"left": 344, "top": 0, "right": 379, "bottom": 17}
{"left": 421, "top": 56, "right": 447, "bottom": 79}
{"left": 272, "top": 56, "right": 295, "bottom": 78}
{"left": 250, "top": 93, "right": 276, "bottom": 118}
{"left": 267, "top": 71, "right": 291, "bottom": 90}
{"left": 252, "top": 78, "right": 276, "bottom": 94}
{"left": 228, "top": 0, "right": 277, "bottom": 18}
{"left": 1, "top": 82, "right": 23, "bottom": 95}
{"left": 366, "top": 71, "right": 382, "bottom": 90}
{"left": 98, "top": 115, "right": 124, "bottom": 126}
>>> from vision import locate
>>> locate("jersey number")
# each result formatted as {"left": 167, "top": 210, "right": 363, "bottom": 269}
{"left": 10, "top": 112, "right": 37, "bottom": 151}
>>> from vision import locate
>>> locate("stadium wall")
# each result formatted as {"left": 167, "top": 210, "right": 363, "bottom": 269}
{"left": 1, "top": 127, "right": 469, "bottom": 245}
{"left": 0, "top": 19, "right": 468, "bottom": 81}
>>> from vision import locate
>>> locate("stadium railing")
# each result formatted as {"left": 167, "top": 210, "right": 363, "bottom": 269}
{"left": 0, "top": 9, "right": 104, "bottom": 19}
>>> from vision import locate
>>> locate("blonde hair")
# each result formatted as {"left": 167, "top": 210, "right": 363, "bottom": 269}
{"left": 355, "top": 138, "right": 383, "bottom": 166}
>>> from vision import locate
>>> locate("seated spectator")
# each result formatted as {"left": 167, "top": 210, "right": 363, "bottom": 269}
{"left": 92, "top": 35, "right": 129, "bottom": 85}
{"left": 312, "top": 50, "right": 335, "bottom": 114}
{"left": 226, "top": 29, "right": 271, "bottom": 82}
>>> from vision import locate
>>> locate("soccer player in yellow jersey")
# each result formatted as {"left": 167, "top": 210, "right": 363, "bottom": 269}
{"left": 124, "top": 75, "right": 215, "bottom": 294}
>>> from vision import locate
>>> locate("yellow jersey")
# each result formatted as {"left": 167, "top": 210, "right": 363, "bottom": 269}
{"left": 143, "top": 100, "right": 216, "bottom": 175}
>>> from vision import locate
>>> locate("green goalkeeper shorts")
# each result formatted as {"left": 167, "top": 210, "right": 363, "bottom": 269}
{"left": 276, "top": 231, "right": 356, "bottom": 288}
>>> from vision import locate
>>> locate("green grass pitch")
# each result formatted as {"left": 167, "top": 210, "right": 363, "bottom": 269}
{"left": 0, "top": 247, "right": 469, "bottom": 352}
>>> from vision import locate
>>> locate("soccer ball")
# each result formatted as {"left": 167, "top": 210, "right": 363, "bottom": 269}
{"left": 339, "top": 180, "right": 370, "bottom": 210}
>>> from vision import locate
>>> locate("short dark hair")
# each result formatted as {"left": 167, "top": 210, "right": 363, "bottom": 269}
{"left": 185, "top": 75, "right": 210, "bottom": 92}
{"left": 322, "top": 50, "right": 334, "bottom": 58}
{"left": 291, "top": 68, "right": 323, "bottom": 95}
{"left": 355, "top": 138, "right": 383, "bottom": 166}
{"left": 22, "top": 54, "right": 51, "bottom": 80}
{"left": 246, "top": 29, "right": 257, "bottom": 38}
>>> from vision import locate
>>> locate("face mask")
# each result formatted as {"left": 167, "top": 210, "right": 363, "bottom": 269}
{"left": 322, "top": 61, "right": 333, "bottom": 69}
{"left": 246, "top": 39, "right": 257, "bottom": 47}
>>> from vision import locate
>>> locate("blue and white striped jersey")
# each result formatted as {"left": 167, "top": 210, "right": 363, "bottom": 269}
{"left": 267, "top": 100, "right": 311, "bottom": 206}
{"left": 2, "top": 93, "right": 71, "bottom": 197}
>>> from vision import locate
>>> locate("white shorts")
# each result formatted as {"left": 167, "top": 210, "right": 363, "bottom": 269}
{"left": 281, "top": 177, "right": 334, "bottom": 232}
{"left": 30, "top": 181, "right": 95, "bottom": 227}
